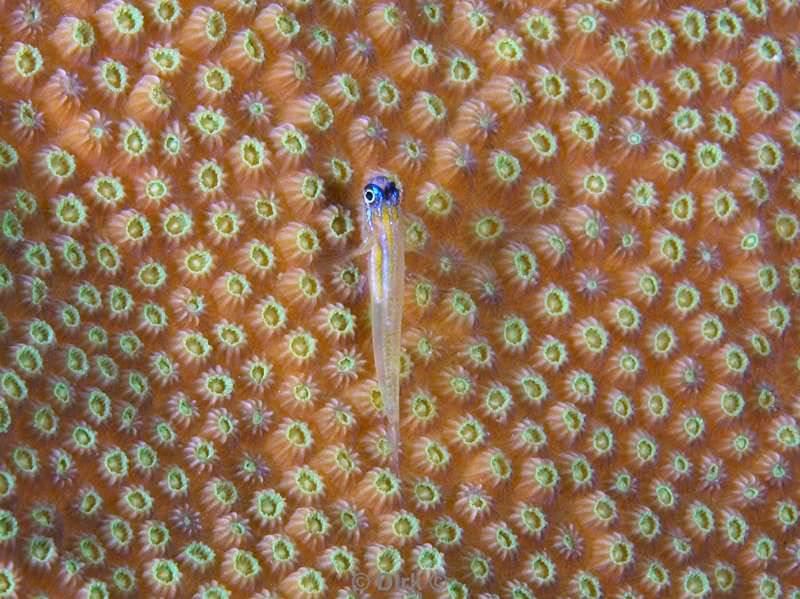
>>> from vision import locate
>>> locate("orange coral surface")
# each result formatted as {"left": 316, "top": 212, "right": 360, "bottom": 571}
{"left": 1, "top": 0, "right": 800, "bottom": 597}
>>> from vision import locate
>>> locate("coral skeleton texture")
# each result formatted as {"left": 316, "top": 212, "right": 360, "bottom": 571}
{"left": 0, "top": 0, "right": 799, "bottom": 597}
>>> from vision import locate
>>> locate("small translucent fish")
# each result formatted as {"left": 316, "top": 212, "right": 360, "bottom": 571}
{"left": 362, "top": 175, "right": 404, "bottom": 472}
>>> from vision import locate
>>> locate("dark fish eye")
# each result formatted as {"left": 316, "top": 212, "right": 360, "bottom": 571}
{"left": 387, "top": 184, "right": 399, "bottom": 203}
{"left": 365, "top": 187, "right": 381, "bottom": 204}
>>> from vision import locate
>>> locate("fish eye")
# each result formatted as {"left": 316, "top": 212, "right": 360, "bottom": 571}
{"left": 364, "top": 189, "right": 377, "bottom": 203}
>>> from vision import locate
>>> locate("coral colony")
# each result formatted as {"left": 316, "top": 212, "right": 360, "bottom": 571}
{"left": 1, "top": 0, "right": 800, "bottom": 598}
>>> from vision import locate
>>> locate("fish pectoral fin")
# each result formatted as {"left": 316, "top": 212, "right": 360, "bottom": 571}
{"left": 343, "top": 241, "right": 372, "bottom": 262}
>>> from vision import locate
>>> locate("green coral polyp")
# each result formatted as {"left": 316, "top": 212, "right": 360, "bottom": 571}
{"left": 498, "top": 317, "right": 527, "bottom": 349}
{"left": 44, "top": 148, "right": 76, "bottom": 181}
{"left": 28, "top": 319, "right": 56, "bottom": 347}
{"left": 674, "top": 67, "right": 700, "bottom": 96}
{"left": 526, "top": 128, "right": 558, "bottom": 162}
{"left": 422, "top": 93, "right": 447, "bottom": 121}
{"left": 162, "top": 132, "right": 183, "bottom": 157}
{"left": 0, "top": 470, "right": 16, "bottom": 499}
{"left": 491, "top": 151, "right": 521, "bottom": 183}
{"left": 310, "top": 27, "right": 333, "bottom": 53}
{"left": 54, "top": 194, "right": 88, "bottom": 229}
{"left": 78, "top": 488, "right": 103, "bottom": 516}
{"left": 334, "top": 73, "right": 360, "bottom": 105}
{"left": 122, "top": 486, "right": 154, "bottom": 516}
{"left": 280, "top": 127, "right": 309, "bottom": 156}
{"left": 195, "top": 160, "right": 225, "bottom": 194}
{"left": 571, "top": 115, "right": 601, "bottom": 145}
{"left": 754, "top": 139, "right": 782, "bottom": 171}
{"left": 202, "top": 66, "right": 232, "bottom": 96}
{"left": 494, "top": 35, "right": 523, "bottom": 63}
{"left": 148, "top": 45, "right": 181, "bottom": 73}
{"left": 374, "top": 79, "right": 400, "bottom": 111}
{"left": 0, "top": 141, "right": 19, "bottom": 170}
{"left": 424, "top": 189, "right": 453, "bottom": 217}
{"left": 410, "top": 41, "right": 437, "bottom": 69}
{"left": 100, "top": 59, "right": 128, "bottom": 96}
{"left": 112, "top": 3, "right": 144, "bottom": 35}
{"left": 1, "top": 211, "right": 22, "bottom": 243}
{"left": 28, "top": 535, "right": 57, "bottom": 566}
{"left": 582, "top": 171, "right": 609, "bottom": 197}
{"left": 183, "top": 249, "right": 213, "bottom": 276}
{"left": 136, "top": 262, "right": 167, "bottom": 290}
{"left": 694, "top": 142, "right": 724, "bottom": 171}
{"left": 183, "top": 542, "right": 215, "bottom": 571}
{"left": 469, "top": 216, "right": 502, "bottom": 245}
{"left": 309, "top": 100, "right": 334, "bottom": 130}
{"left": 204, "top": 10, "right": 227, "bottom": 42}
{"left": 775, "top": 422, "right": 800, "bottom": 448}
{"left": 14, "top": 44, "right": 43, "bottom": 78}
{"left": 287, "top": 330, "right": 316, "bottom": 361}
{"left": 14, "top": 344, "right": 43, "bottom": 376}
{"left": 121, "top": 125, "right": 149, "bottom": 158}
{"left": 449, "top": 56, "right": 478, "bottom": 85}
